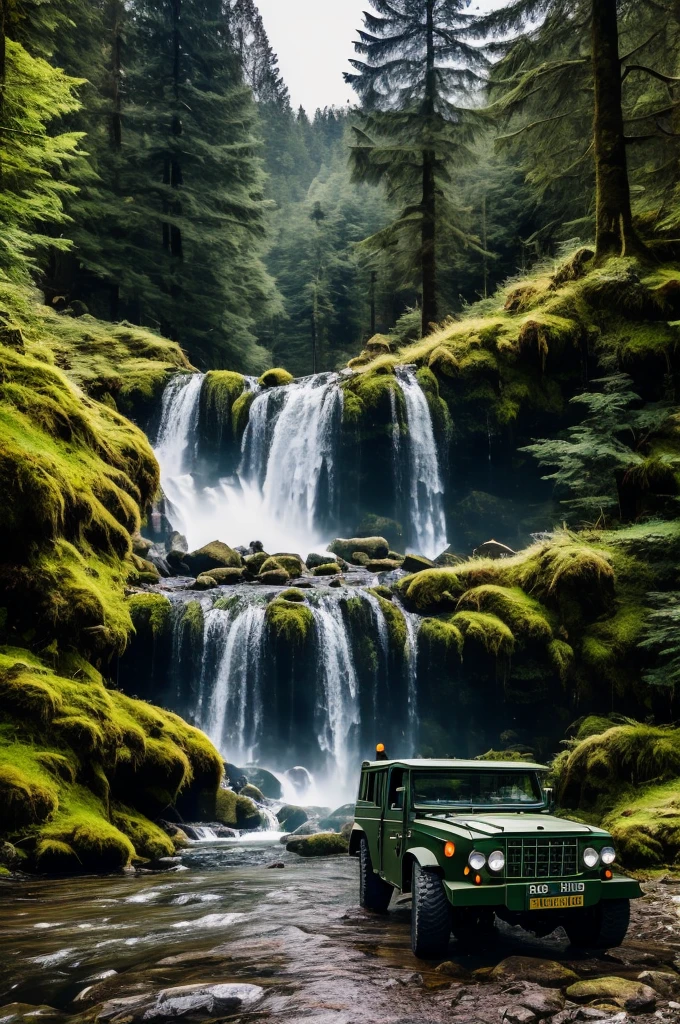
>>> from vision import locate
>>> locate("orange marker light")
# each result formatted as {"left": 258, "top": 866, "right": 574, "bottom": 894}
{"left": 444, "top": 842, "right": 455, "bottom": 858}
{"left": 604, "top": 869, "right": 613, "bottom": 879}
{"left": 475, "top": 874, "right": 482, "bottom": 885}
{"left": 464, "top": 866, "right": 470, "bottom": 876}
{"left": 376, "top": 743, "right": 385, "bottom": 753}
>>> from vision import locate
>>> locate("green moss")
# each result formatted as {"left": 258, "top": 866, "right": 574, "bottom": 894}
{"left": 38, "top": 785, "right": 135, "bottom": 872}
{"left": 129, "top": 593, "right": 173, "bottom": 639}
{"left": 202, "top": 370, "right": 245, "bottom": 424}
{"left": 451, "top": 611, "right": 515, "bottom": 657}
{"left": 369, "top": 591, "right": 407, "bottom": 649}
{"left": 312, "top": 562, "right": 341, "bottom": 576}
{"left": 547, "top": 639, "right": 574, "bottom": 682}
{"left": 261, "top": 554, "right": 303, "bottom": 576}
{"left": 279, "top": 588, "right": 307, "bottom": 603}
{"left": 340, "top": 369, "right": 404, "bottom": 428}
{"left": 457, "top": 585, "right": 552, "bottom": 643}
{"left": 179, "top": 600, "right": 204, "bottom": 645}
{"left": 215, "top": 788, "right": 262, "bottom": 829}
{"left": 603, "top": 778, "right": 680, "bottom": 867}
{"left": 328, "top": 537, "right": 389, "bottom": 560}
{"left": 244, "top": 551, "right": 269, "bottom": 573}
{"left": 286, "top": 832, "right": 349, "bottom": 857}
{"left": 231, "top": 390, "right": 256, "bottom": 436}
{"left": 476, "top": 749, "right": 532, "bottom": 762}
{"left": 111, "top": 805, "right": 175, "bottom": 860}
{"left": 420, "top": 617, "right": 464, "bottom": 657}
{"left": 240, "top": 783, "right": 264, "bottom": 802}
{"left": 258, "top": 367, "right": 294, "bottom": 388}
{"left": 185, "top": 541, "right": 242, "bottom": 575}
{"left": 265, "top": 598, "right": 314, "bottom": 645}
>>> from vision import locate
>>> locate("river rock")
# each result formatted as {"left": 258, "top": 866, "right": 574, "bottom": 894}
{"left": 566, "top": 978, "right": 656, "bottom": 1012}
{"left": 636, "top": 969, "right": 680, "bottom": 997}
{"left": 516, "top": 984, "right": 565, "bottom": 1017}
{"left": 328, "top": 536, "right": 389, "bottom": 561}
{"left": 276, "top": 804, "right": 308, "bottom": 832}
{"left": 132, "top": 533, "right": 153, "bottom": 556}
{"left": 191, "top": 574, "right": 218, "bottom": 591}
{"left": 201, "top": 567, "right": 245, "bottom": 585}
{"left": 165, "top": 531, "right": 188, "bottom": 555}
{"left": 490, "top": 957, "right": 580, "bottom": 988}
{"left": 312, "top": 562, "right": 342, "bottom": 576}
{"left": 499, "top": 1007, "right": 537, "bottom": 1024}
{"left": 306, "top": 552, "right": 340, "bottom": 569}
{"left": 402, "top": 553, "right": 435, "bottom": 573}
{"left": 0, "top": 1004, "right": 66, "bottom": 1023}
{"left": 240, "top": 783, "right": 265, "bottom": 802}
{"left": 319, "top": 803, "right": 355, "bottom": 830}
{"left": 473, "top": 539, "right": 517, "bottom": 559}
{"left": 286, "top": 833, "right": 349, "bottom": 857}
{"left": 435, "top": 961, "right": 471, "bottom": 980}
{"left": 95, "top": 982, "right": 264, "bottom": 1022}
{"left": 244, "top": 551, "right": 269, "bottom": 573}
{"left": 184, "top": 541, "right": 243, "bottom": 575}
{"left": 266, "top": 861, "right": 285, "bottom": 868}
{"left": 257, "top": 568, "right": 290, "bottom": 585}
{"left": 366, "top": 558, "right": 403, "bottom": 572}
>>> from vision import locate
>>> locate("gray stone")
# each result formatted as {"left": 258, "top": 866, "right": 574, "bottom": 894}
{"left": 96, "top": 983, "right": 263, "bottom": 1022}
{"left": 499, "top": 1006, "right": 537, "bottom": 1024}
{"left": 517, "top": 985, "right": 565, "bottom": 1018}
{"left": 636, "top": 970, "right": 680, "bottom": 998}
{"left": 473, "top": 538, "right": 517, "bottom": 559}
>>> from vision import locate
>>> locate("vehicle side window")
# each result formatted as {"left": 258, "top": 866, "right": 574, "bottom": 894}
{"left": 387, "top": 768, "right": 405, "bottom": 810}
{"left": 361, "top": 772, "right": 376, "bottom": 803}
{"left": 375, "top": 772, "right": 385, "bottom": 810}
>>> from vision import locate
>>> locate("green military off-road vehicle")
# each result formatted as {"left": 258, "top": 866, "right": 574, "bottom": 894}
{"left": 350, "top": 755, "right": 642, "bottom": 959}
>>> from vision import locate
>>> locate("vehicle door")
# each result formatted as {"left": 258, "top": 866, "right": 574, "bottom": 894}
{"left": 381, "top": 766, "right": 406, "bottom": 886}
{"left": 356, "top": 769, "right": 383, "bottom": 868}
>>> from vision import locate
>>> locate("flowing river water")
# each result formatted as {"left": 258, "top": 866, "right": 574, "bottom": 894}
{"left": 1, "top": 840, "right": 679, "bottom": 1024}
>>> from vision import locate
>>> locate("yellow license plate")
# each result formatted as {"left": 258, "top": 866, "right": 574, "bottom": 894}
{"left": 529, "top": 895, "right": 584, "bottom": 910}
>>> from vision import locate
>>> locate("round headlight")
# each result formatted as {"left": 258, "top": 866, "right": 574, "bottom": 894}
{"left": 601, "top": 846, "right": 616, "bottom": 865}
{"left": 468, "top": 850, "right": 486, "bottom": 871}
{"left": 488, "top": 849, "right": 505, "bottom": 873}
{"left": 583, "top": 846, "right": 600, "bottom": 869}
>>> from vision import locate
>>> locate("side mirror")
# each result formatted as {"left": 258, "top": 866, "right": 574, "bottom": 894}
{"left": 543, "top": 787, "right": 555, "bottom": 812}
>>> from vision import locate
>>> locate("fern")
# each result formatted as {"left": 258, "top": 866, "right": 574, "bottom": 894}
{"left": 639, "top": 593, "right": 680, "bottom": 692}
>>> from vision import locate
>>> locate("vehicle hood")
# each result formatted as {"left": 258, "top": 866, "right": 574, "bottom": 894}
{"left": 415, "top": 813, "right": 607, "bottom": 839}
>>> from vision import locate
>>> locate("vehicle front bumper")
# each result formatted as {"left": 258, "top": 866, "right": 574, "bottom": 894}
{"left": 442, "top": 874, "right": 642, "bottom": 910}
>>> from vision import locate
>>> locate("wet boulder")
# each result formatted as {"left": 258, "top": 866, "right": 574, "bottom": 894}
{"left": 566, "top": 977, "right": 656, "bottom": 1013}
{"left": 258, "top": 367, "right": 294, "bottom": 388}
{"left": 257, "top": 568, "right": 290, "bottom": 585}
{"left": 244, "top": 551, "right": 270, "bottom": 573}
{"left": 312, "top": 562, "right": 342, "bottom": 576}
{"left": 286, "top": 832, "right": 349, "bottom": 857}
{"left": 365, "top": 558, "right": 403, "bottom": 572}
{"left": 328, "top": 536, "right": 389, "bottom": 561}
{"left": 191, "top": 574, "right": 218, "bottom": 591}
{"left": 307, "top": 552, "right": 343, "bottom": 570}
{"left": 402, "top": 554, "right": 435, "bottom": 574}
{"left": 266, "top": 553, "right": 304, "bottom": 576}
{"left": 237, "top": 766, "right": 282, "bottom": 800}
{"left": 276, "top": 805, "right": 308, "bottom": 832}
{"left": 94, "top": 982, "right": 264, "bottom": 1022}
{"left": 240, "top": 784, "right": 264, "bottom": 802}
{"left": 319, "top": 803, "right": 355, "bottom": 831}
{"left": 185, "top": 541, "right": 243, "bottom": 575}
{"left": 200, "top": 567, "right": 245, "bottom": 585}
{"left": 473, "top": 539, "right": 517, "bottom": 560}
{"left": 165, "top": 531, "right": 188, "bottom": 555}
{"left": 490, "top": 958, "right": 579, "bottom": 988}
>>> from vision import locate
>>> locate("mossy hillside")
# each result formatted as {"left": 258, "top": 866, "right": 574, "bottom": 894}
{"left": 0, "top": 648, "right": 223, "bottom": 871}
{"left": 0, "top": 343, "right": 162, "bottom": 658}
{"left": 340, "top": 366, "right": 405, "bottom": 435}
{"left": 554, "top": 722, "right": 680, "bottom": 867}
{"left": 0, "top": 281, "right": 190, "bottom": 415}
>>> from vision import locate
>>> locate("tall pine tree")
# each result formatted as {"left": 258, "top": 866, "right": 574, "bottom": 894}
{"left": 345, "top": 0, "right": 486, "bottom": 336}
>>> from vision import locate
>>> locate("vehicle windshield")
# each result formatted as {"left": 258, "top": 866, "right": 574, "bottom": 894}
{"left": 411, "top": 770, "right": 544, "bottom": 808}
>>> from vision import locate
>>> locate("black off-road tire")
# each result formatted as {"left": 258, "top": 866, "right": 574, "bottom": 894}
{"left": 564, "top": 898, "right": 631, "bottom": 949}
{"left": 410, "top": 861, "right": 451, "bottom": 959}
{"left": 359, "top": 836, "right": 392, "bottom": 912}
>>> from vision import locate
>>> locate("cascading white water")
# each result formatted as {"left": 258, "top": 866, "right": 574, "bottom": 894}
{"left": 395, "top": 367, "right": 448, "bottom": 559}
{"left": 310, "top": 594, "right": 361, "bottom": 799}
{"left": 154, "top": 373, "right": 204, "bottom": 538}
{"left": 403, "top": 610, "right": 421, "bottom": 750}
{"left": 200, "top": 602, "right": 267, "bottom": 765}
{"left": 241, "top": 373, "right": 343, "bottom": 541}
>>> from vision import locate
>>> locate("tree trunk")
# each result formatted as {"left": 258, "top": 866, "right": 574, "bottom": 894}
{"left": 421, "top": 0, "right": 437, "bottom": 336}
{"left": 591, "top": 0, "right": 644, "bottom": 258}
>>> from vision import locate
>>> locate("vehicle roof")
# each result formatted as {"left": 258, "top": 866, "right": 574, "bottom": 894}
{"left": 362, "top": 758, "right": 549, "bottom": 771}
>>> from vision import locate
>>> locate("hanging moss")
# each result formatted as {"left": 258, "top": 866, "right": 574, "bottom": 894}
{"left": 420, "top": 617, "right": 464, "bottom": 657}
{"left": 180, "top": 600, "right": 204, "bottom": 645}
{"left": 258, "top": 367, "right": 294, "bottom": 388}
{"left": 129, "top": 593, "right": 173, "bottom": 639}
{"left": 547, "top": 639, "right": 574, "bottom": 683}
{"left": 340, "top": 368, "right": 404, "bottom": 428}
{"left": 232, "top": 390, "right": 257, "bottom": 436}
{"left": 369, "top": 591, "right": 407, "bottom": 649}
{"left": 451, "top": 611, "right": 515, "bottom": 657}
{"left": 457, "top": 585, "right": 552, "bottom": 643}
{"left": 202, "top": 370, "right": 245, "bottom": 424}
{"left": 265, "top": 598, "right": 314, "bottom": 645}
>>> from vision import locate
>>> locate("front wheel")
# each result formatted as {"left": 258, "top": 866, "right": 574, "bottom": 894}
{"left": 359, "top": 836, "right": 392, "bottom": 912}
{"left": 563, "top": 898, "right": 631, "bottom": 949}
{"left": 410, "top": 861, "right": 451, "bottom": 959}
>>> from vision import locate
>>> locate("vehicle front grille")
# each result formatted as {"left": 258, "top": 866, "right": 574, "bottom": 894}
{"left": 506, "top": 838, "right": 579, "bottom": 878}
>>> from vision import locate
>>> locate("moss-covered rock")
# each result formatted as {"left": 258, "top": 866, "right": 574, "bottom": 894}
{"left": 265, "top": 597, "right": 314, "bottom": 645}
{"left": 185, "top": 541, "right": 242, "bottom": 576}
{"left": 258, "top": 367, "right": 294, "bottom": 388}
{"left": 231, "top": 390, "right": 257, "bottom": 436}
{"left": 240, "top": 783, "right": 264, "bottom": 803}
{"left": 286, "top": 832, "right": 349, "bottom": 857}
{"left": 257, "top": 568, "right": 290, "bottom": 585}
{"left": 279, "top": 588, "right": 307, "bottom": 603}
{"left": 260, "top": 554, "right": 304, "bottom": 577}
{"left": 312, "top": 562, "right": 342, "bottom": 576}
{"left": 192, "top": 574, "right": 218, "bottom": 591}
{"left": 566, "top": 978, "right": 656, "bottom": 1012}
{"left": 201, "top": 567, "right": 245, "bottom": 585}
{"left": 0, "top": 649, "right": 223, "bottom": 872}
{"left": 245, "top": 550, "right": 270, "bottom": 573}
{"left": 366, "top": 558, "right": 403, "bottom": 572}
{"left": 129, "top": 593, "right": 173, "bottom": 639}
{"left": 329, "top": 537, "right": 389, "bottom": 561}
{"left": 355, "top": 514, "right": 403, "bottom": 551}
{"left": 402, "top": 554, "right": 435, "bottom": 574}
{"left": 276, "top": 804, "right": 308, "bottom": 832}
{"left": 215, "top": 788, "right": 262, "bottom": 829}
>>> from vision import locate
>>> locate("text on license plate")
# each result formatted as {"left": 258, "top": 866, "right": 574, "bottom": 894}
{"left": 529, "top": 895, "right": 584, "bottom": 910}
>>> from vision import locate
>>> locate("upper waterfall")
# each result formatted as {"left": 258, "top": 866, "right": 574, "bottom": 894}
{"left": 152, "top": 367, "right": 448, "bottom": 559}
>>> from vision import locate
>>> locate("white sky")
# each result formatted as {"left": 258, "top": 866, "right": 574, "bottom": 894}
{"left": 256, "top": 0, "right": 503, "bottom": 113}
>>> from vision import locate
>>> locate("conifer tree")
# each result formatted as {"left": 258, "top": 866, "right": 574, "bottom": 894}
{"left": 345, "top": 0, "right": 486, "bottom": 336}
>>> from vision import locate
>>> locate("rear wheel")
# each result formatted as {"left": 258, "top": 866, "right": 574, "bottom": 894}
{"left": 564, "top": 899, "right": 631, "bottom": 949}
{"left": 359, "top": 836, "right": 392, "bottom": 912}
{"left": 410, "top": 861, "right": 451, "bottom": 959}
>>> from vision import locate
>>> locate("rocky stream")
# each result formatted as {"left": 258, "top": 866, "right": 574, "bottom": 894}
{"left": 1, "top": 839, "right": 679, "bottom": 1024}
